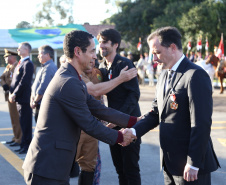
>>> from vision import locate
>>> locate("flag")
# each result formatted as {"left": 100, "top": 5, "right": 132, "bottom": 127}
{"left": 137, "top": 37, "right": 142, "bottom": 51}
{"left": 217, "top": 33, "right": 224, "bottom": 59}
{"left": 187, "top": 41, "right": 191, "bottom": 50}
{"left": 196, "top": 37, "right": 202, "bottom": 51}
{"left": 205, "top": 37, "right": 209, "bottom": 51}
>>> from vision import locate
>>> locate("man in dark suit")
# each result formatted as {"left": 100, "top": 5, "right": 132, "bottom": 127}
{"left": 123, "top": 27, "right": 220, "bottom": 185}
{"left": 22, "top": 30, "right": 137, "bottom": 185}
{"left": 9, "top": 42, "right": 34, "bottom": 154}
{"left": 98, "top": 29, "right": 141, "bottom": 185}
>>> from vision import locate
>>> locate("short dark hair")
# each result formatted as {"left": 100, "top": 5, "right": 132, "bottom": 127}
{"left": 63, "top": 30, "right": 94, "bottom": 59}
{"left": 39, "top": 45, "right": 54, "bottom": 59}
{"left": 147, "top": 26, "right": 182, "bottom": 50}
{"left": 97, "top": 29, "right": 121, "bottom": 51}
{"left": 21, "top": 42, "right": 32, "bottom": 53}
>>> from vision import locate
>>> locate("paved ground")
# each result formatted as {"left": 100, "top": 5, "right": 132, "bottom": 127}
{"left": 0, "top": 85, "right": 225, "bottom": 185}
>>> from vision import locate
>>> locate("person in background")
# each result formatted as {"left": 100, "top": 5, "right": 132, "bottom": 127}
{"left": 9, "top": 42, "right": 34, "bottom": 154}
{"left": 0, "top": 49, "right": 22, "bottom": 147}
{"left": 30, "top": 45, "right": 57, "bottom": 122}
{"left": 98, "top": 28, "right": 141, "bottom": 185}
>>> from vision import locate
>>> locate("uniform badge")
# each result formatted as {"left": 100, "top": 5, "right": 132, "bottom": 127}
{"left": 169, "top": 90, "right": 178, "bottom": 110}
{"left": 97, "top": 74, "right": 102, "bottom": 81}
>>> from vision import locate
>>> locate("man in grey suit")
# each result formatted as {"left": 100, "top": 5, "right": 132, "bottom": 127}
{"left": 123, "top": 27, "right": 220, "bottom": 185}
{"left": 23, "top": 30, "right": 137, "bottom": 185}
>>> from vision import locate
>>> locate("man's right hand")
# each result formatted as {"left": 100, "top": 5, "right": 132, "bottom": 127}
{"left": 119, "top": 128, "right": 137, "bottom": 146}
{"left": 119, "top": 66, "right": 137, "bottom": 82}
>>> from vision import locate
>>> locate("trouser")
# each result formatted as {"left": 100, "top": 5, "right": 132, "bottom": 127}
{"left": 24, "top": 170, "right": 70, "bottom": 185}
{"left": 163, "top": 163, "right": 211, "bottom": 185}
{"left": 8, "top": 101, "right": 22, "bottom": 143}
{"left": 76, "top": 131, "right": 98, "bottom": 172}
{"left": 17, "top": 103, "right": 32, "bottom": 150}
{"left": 109, "top": 137, "right": 141, "bottom": 185}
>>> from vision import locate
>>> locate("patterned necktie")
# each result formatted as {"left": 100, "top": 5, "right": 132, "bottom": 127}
{"left": 167, "top": 70, "right": 174, "bottom": 86}
{"left": 164, "top": 70, "right": 174, "bottom": 95}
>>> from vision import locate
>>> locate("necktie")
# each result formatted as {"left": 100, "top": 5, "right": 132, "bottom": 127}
{"left": 17, "top": 60, "right": 21, "bottom": 67}
{"left": 164, "top": 70, "right": 174, "bottom": 95}
{"left": 167, "top": 70, "right": 174, "bottom": 86}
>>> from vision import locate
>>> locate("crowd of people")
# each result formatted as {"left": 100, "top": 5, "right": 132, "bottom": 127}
{"left": 0, "top": 26, "right": 220, "bottom": 185}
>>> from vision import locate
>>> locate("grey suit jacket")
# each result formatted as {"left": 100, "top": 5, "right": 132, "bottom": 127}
{"left": 133, "top": 57, "right": 220, "bottom": 176}
{"left": 23, "top": 62, "right": 134, "bottom": 180}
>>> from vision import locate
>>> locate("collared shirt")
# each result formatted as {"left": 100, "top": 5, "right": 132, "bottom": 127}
{"left": 171, "top": 54, "right": 185, "bottom": 72}
{"left": 32, "top": 59, "right": 57, "bottom": 103}
{"left": 20, "top": 56, "right": 30, "bottom": 63}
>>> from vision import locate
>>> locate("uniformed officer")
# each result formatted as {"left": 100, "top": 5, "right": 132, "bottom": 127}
{"left": 0, "top": 49, "right": 22, "bottom": 146}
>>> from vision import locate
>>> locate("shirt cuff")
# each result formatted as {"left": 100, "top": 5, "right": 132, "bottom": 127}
{"left": 186, "top": 163, "right": 199, "bottom": 171}
{"left": 115, "top": 131, "right": 123, "bottom": 144}
{"left": 130, "top": 128, "right": 136, "bottom": 136}
{"left": 127, "top": 116, "right": 137, "bottom": 128}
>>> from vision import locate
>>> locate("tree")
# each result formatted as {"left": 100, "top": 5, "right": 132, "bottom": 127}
{"left": 33, "top": 0, "right": 74, "bottom": 27}
{"left": 16, "top": 21, "right": 32, "bottom": 28}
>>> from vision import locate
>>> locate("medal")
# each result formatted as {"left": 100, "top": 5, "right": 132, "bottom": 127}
{"left": 170, "top": 91, "right": 176, "bottom": 102}
{"left": 170, "top": 102, "right": 178, "bottom": 110}
{"left": 169, "top": 90, "right": 178, "bottom": 110}
{"left": 108, "top": 69, "right": 112, "bottom": 80}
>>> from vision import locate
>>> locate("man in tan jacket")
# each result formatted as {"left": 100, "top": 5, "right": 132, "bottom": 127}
{"left": 0, "top": 49, "right": 22, "bottom": 146}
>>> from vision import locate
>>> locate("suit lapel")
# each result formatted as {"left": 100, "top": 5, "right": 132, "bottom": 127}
{"left": 160, "top": 58, "right": 190, "bottom": 116}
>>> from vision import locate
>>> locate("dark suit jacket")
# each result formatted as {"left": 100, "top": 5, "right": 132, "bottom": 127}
{"left": 10, "top": 58, "right": 34, "bottom": 104}
{"left": 133, "top": 57, "right": 220, "bottom": 176}
{"left": 23, "top": 62, "right": 135, "bottom": 181}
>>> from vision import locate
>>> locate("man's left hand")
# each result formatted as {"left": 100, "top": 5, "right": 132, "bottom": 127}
{"left": 183, "top": 164, "right": 198, "bottom": 182}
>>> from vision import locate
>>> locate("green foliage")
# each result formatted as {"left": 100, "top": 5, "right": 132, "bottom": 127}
{"left": 33, "top": 0, "right": 74, "bottom": 27}
{"left": 16, "top": 21, "right": 32, "bottom": 28}
{"left": 106, "top": 0, "right": 226, "bottom": 55}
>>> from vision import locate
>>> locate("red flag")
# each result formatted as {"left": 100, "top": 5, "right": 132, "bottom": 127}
{"left": 137, "top": 37, "right": 142, "bottom": 51}
{"left": 205, "top": 37, "right": 209, "bottom": 51}
{"left": 187, "top": 41, "right": 191, "bottom": 50}
{"left": 196, "top": 37, "right": 202, "bottom": 51}
{"left": 217, "top": 33, "right": 224, "bottom": 59}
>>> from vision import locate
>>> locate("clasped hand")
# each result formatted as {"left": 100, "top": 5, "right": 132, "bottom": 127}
{"left": 119, "top": 128, "right": 137, "bottom": 147}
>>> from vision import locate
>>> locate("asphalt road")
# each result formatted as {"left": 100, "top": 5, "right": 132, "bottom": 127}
{"left": 0, "top": 85, "right": 225, "bottom": 185}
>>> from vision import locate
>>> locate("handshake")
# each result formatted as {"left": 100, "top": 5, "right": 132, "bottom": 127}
{"left": 119, "top": 128, "right": 137, "bottom": 147}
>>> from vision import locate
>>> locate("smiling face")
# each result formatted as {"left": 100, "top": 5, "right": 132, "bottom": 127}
{"left": 149, "top": 36, "right": 174, "bottom": 69}
{"left": 98, "top": 36, "right": 117, "bottom": 58}
{"left": 79, "top": 38, "right": 97, "bottom": 72}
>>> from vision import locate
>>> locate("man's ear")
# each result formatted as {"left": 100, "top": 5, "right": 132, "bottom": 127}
{"left": 114, "top": 43, "right": 119, "bottom": 50}
{"left": 170, "top": 43, "right": 177, "bottom": 51}
{"left": 74, "top": 47, "right": 81, "bottom": 57}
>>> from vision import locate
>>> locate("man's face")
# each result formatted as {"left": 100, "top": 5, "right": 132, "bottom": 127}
{"left": 98, "top": 37, "right": 116, "bottom": 58}
{"left": 38, "top": 50, "right": 49, "bottom": 64}
{"left": 17, "top": 44, "right": 28, "bottom": 57}
{"left": 149, "top": 36, "right": 173, "bottom": 69}
{"left": 4, "top": 55, "right": 14, "bottom": 65}
{"left": 79, "top": 38, "right": 97, "bottom": 72}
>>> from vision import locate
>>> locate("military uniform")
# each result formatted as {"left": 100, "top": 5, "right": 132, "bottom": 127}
{"left": 0, "top": 49, "right": 22, "bottom": 144}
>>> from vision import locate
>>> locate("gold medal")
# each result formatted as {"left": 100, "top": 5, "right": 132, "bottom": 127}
{"left": 170, "top": 102, "right": 178, "bottom": 110}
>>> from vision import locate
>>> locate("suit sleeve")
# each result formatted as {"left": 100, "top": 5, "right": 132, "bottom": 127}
{"left": 13, "top": 62, "right": 34, "bottom": 96}
{"left": 58, "top": 78, "right": 123, "bottom": 145}
{"left": 119, "top": 61, "right": 140, "bottom": 114}
{"left": 133, "top": 98, "right": 159, "bottom": 137}
{"left": 86, "top": 90, "right": 134, "bottom": 127}
{"left": 187, "top": 69, "right": 213, "bottom": 167}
